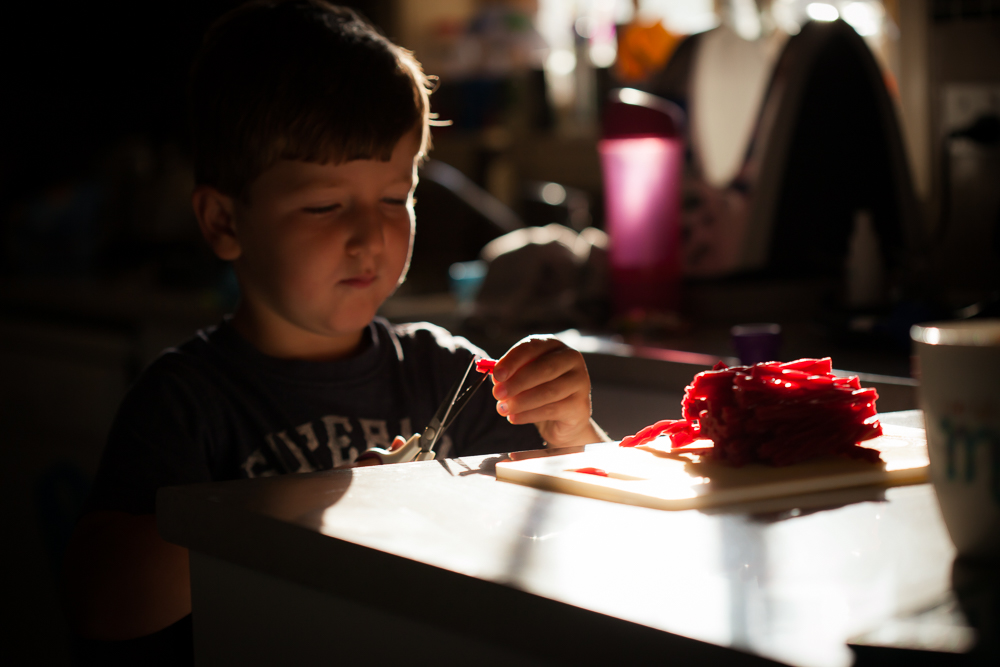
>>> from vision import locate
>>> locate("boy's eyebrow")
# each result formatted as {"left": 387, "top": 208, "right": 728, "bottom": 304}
{"left": 288, "top": 173, "right": 416, "bottom": 193}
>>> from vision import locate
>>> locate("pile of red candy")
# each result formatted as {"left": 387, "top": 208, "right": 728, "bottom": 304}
{"left": 619, "top": 358, "right": 883, "bottom": 466}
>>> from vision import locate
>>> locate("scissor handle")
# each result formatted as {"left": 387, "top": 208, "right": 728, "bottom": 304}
{"left": 356, "top": 433, "right": 431, "bottom": 465}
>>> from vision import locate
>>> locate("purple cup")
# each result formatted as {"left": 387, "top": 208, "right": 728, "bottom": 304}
{"left": 731, "top": 323, "right": 782, "bottom": 365}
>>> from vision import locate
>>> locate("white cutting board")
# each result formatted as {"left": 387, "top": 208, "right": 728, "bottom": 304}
{"left": 496, "top": 424, "right": 928, "bottom": 511}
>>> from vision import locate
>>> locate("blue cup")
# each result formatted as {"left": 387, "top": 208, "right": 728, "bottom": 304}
{"left": 448, "top": 260, "right": 487, "bottom": 304}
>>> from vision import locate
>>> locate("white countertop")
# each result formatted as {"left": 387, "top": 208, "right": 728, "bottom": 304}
{"left": 159, "top": 411, "right": 966, "bottom": 666}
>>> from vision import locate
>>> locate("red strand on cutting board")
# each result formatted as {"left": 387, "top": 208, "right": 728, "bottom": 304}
{"left": 475, "top": 358, "right": 496, "bottom": 374}
{"left": 619, "top": 358, "right": 883, "bottom": 466}
{"left": 570, "top": 467, "right": 609, "bottom": 477}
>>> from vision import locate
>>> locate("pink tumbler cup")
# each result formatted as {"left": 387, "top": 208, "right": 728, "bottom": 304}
{"left": 599, "top": 89, "right": 685, "bottom": 316}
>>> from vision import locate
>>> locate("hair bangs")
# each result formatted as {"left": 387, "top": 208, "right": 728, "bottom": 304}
{"left": 190, "top": 1, "right": 434, "bottom": 199}
{"left": 276, "top": 60, "right": 424, "bottom": 166}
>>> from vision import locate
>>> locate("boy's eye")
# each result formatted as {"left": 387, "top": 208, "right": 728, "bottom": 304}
{"left": 303, "top": 204, "right": 340, "bottom": 214}
{"left": 382, "top": 197, "right": 409, "bottom": 206}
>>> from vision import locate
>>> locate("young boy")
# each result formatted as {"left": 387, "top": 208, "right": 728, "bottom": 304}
{"left": 63, "top": 0, "right": 608, "bottom": 661}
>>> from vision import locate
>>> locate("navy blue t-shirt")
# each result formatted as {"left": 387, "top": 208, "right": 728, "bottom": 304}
{"left": 87, "top": 317, "right": 543, "bottom": 515}
{"left": 80, "top": 317, "right": 543, "bottom": 665}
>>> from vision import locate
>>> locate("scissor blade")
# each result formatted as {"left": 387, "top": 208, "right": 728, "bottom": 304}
{"left": 435, "top": 357, "right": 476, "bottom": 433}
{"left": 419, "top": 358, "right": 488, "bottom": 455}
{"left": 439, "top": 373, "right": 488, "bottom": 433}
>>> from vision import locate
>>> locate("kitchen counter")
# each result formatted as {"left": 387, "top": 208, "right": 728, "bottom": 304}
{"left": 158, "top": 410, "right": 980, "bottom": 666}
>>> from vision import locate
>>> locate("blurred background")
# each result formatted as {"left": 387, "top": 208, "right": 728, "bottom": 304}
{"left": 2, "top": 1, "right": 999, "bottom": 661}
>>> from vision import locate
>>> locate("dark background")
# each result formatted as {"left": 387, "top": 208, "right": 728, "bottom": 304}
{"left": 2, "top": 3, "right": 998, "bottom": 663}
{"left": 3, "top": 0, "right": 393, "bottom": 210}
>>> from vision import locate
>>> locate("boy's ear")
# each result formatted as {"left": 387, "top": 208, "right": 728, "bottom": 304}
{"left": 192, "top": 185, "right": 242, "bottom": 261}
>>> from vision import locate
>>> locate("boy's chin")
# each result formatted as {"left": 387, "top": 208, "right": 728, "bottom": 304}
{"left": 330, "top": 300, "right": 387, "bottom": 332}
{"left": 326, "top": 311, "right": 377, "bottom": 334}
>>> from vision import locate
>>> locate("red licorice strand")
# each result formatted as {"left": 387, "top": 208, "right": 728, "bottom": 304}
{"left": 735, "top": 378, "right": 809, "bottom": 396}
{"left": 690, "top": 370, "right": 727, "bottom": 385}
{"left": 712, "top": 439, "right": 754, "bottom": 465}
{"left": 849, "top": 425, "right": 879, "bottom": 448}
{"left": 763, "top": 421, "right": 854, "bottom": 461}
{"left": 780, "top": 358, "right": 833, "bottom": 374}
{"left": 682, "top": 400, "right": 706, "bottom": 421}
{"left": 571, "top": 467, "right": 609, "bottom": 477}
{"left": 757, "top": 412, "right": 877, "bottom": 451}
{"left": 776, "top": 418, "right": 868, "bottom": 445}
{"left": 805, "top": 389, "right": 871, "bottom": 405}
{"left": 836, "top": 376, "right": 862, "bottom": 390}
{"left": 759, "top": 427, "right": 843, "bottom": 462}
{"left": 670, "top": 425, "right": 700, "bottom": 448}
{"left": 752, "top": 366, "right": 811, "bottom": 380}
{"left": 742, "top": 384, "right": 871, "bottom": 412}
{"left": 699, "top": 383, "right": 736, "bottom": 400}
{"left": 741, "top": 373, "right": 835, "bottom": 393}
{"left": 753, "top": 398, "right": 858, "bottom": 423}
{"left": 755, "top": 408, "right": 865, "bottom": 438}
{"left": 691, "top": 369, "right": 739, "bottom": 389}
{"left": 756, "top": 411, "right": 881, "bottom": 461}
{"left": 619, "top": 419, "right": 684, "bottom": 447}
{"left": 855, "top": 418, "right": 883, "bottom": 442}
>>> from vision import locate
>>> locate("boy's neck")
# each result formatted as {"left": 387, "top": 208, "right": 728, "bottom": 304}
{"left": 230, "top": 305, "right": 368, "bottom": 362}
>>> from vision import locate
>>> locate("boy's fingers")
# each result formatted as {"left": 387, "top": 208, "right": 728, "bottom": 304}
{"left": 503, "top": 393, "right": 588, "bottom": 426}
{"left": 493, "top": 336, "right": 565, "bottom": 383}
{"left": 497, "top": 368, "right": 585, "bottom": 416}
{"left": 494, "top": 344, "right": 582, "bottom": 399}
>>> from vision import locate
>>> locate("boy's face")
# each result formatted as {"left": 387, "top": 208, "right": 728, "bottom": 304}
{"left": 227, "top": 128, "right": 420, "bottom": 359}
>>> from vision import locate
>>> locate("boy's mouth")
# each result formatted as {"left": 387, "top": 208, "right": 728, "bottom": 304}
{"left": 341, "top": 273, "right": 377, "bottom": 288}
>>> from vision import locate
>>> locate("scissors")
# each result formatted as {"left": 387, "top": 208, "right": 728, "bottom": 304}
{"left": 356, "top": 356, "right": 491, "bottom": 465}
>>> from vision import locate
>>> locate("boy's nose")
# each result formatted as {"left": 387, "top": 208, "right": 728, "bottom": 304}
{"left": 345, "top": 207, "right": 386, "bottom": 256}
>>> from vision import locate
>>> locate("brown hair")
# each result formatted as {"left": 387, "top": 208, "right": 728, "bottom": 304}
{"left": 189, "top": 0, "right": 433, "bottom": 200}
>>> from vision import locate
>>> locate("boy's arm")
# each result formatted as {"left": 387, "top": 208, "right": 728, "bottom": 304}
{"left": 63, "top": 510, "right": 191, "bottom": 640}
{"left": 490, "top": 336, "right": 611, "bottom": 448}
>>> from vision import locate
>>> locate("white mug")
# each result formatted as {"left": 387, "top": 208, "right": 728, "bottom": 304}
{"left": 912, "top": 319, "right": 1000, "bottom": 560}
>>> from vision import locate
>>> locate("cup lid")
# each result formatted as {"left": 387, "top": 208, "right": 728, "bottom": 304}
{"left": 910, "top": 318, "right": 1000, "bottom": 346}
{"left": 602, "top": 88, "right": 684, "bottom": 139}
{"left": 731, "top": 323, "right": 781, "bottom": 338}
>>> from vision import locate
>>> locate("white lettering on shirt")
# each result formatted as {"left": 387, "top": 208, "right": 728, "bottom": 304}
{"left": 358, "top": 418, "right": 391, "bottom": 450}
{"left": 247, "top": 414, "right": 420, "bottom": 476}
{"left": 297, "top": 422, "right": 322, "bottom": 452}
{"left": 321, "top": 415, "right": 353, "bottom": 467}
{"left": 241, "top": 448, "right": 275, "bottom": 479}
{"left": 267, "top": 431, "right": 315, "bottom": 473}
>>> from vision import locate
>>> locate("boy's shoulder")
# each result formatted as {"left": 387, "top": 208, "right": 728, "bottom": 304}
{"left": 387, "top": 319, "right": 487, "bottom": 358}
{"left": 378, "top": 319, "right": 493, "bottom": 395}
{"left": 141, "top": 318, "right": 484, "bottom": 383}
{"left": 130, "top": 318, "right": 487, "bottom": 400}
{"left": 383, "top": 319, "right": 493, "bottom": 379}
{"left": 140, "top": 321, "right": 238, "bottom": 381}
{"left": 115, "top": 322, "right": 245, "bottom": 424}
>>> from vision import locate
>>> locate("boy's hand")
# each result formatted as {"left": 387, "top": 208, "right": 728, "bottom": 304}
{"left": 492, "top": 336, "right": 609, "bottom": 448}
